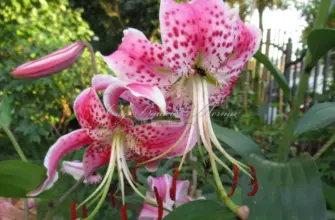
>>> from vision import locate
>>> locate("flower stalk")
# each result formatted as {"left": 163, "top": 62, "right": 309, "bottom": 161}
{"left": 278, "top": 0, "right": 333, "bottom": 162}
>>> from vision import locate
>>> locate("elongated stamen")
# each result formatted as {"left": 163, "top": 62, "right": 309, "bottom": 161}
{"left": 116, "top": 141, "right": 126, "bottom": 206}
{"left": 82, "top": 204, "right": 88, "bottom": 218}
{"left": 228, "top": 164, "right": 239, "bottom": 197}
{"left": 71, "top": 201, "right": 77, "bottom": 220}
{"left": 84, "top": 136, "right": 117, "bottom": 219}
{"left": 201, "top": 79, "right": 252, "bottom": 178}
{"left": 154, "top": 186, "right": 163, "bottom": 220}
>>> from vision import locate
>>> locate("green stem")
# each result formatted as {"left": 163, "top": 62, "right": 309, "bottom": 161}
{"left": 82, "top": 41, "right": 98, "bottom": 75}
{"left": 313, "top": 134, "right": 335, "bottom": 160}
{"left": 278, "top": 0, "right": 332, "bottom": 162}
{"left": 0, "top": 124, "right": 27, "bottom": 162}
{"left": 44, "top": 176, "right": 85, "bottom": 220}
{"left": 209, "top": 155, "right": 239, "bottom": 214}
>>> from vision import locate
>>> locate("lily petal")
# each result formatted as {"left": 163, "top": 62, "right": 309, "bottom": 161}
{"left": 74, "top": 88, "right": 116, "bottom": 140}
{"left": 62, "top": 160, "right": 102, "bottom": 184}
{"left": 103, "top": 78, "right": 166, "bottom": 117}
{"left": 222, "top": 20, "right": 262, "bottom": 71}
{"left": 128, "top": 120, "right": 196, "bottom": 161}
{"left": 139, "top": 204, "right": 169, "bottom": 220}
{"left": 82, "top": 142, "right": 111, "bottom": 179}
{"left": 148, "top": 175, "right": 171, "bottom": 200}
{"left": 11, "top": 42, "right": 85, "bottom": 79}
{"left": 159, "top": 0, "right": 199, "bottom": 76}
{"left": 175, "top": 180, "right": 190, "bottom": 207}
{"left": 190, "top": 0, "right": 239, "bottom": 71}
{"left": 28, "top": 129, "right": 92, "bottom": 196}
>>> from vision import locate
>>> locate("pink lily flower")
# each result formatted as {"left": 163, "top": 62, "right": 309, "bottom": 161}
{"left": 61, "top": 161, "right": 102, "bottom": 184}
{"left": 11, "top": 42, "right": 85, "bottom": 79}
{"left": 0, "top": 198, "right": 36, "bottom": 220}
{"left": 102, "top": 0, "right": 260, "bottom": 218}
{"left": 139, "top": 174, "right": 204, "bottom": 220}
{"left": 28, "top": 84, "right": 195, "bottom": 219}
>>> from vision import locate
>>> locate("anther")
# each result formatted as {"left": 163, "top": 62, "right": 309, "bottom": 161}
{"left": 131, "top": 164, "right": 139, "bottom": 183}
{"left": 70, "top": 201, "right": 77, "bottom": 220}
{"left": 82, "top": 204, "right": 88, "bottom": 218}
{"left": 121, "top": 205, "right": 128, "bottom": 220}
{"left": 169, "top": 168, "right": 180, "bottom": 201}
{"left": 228, "top": 164, "right": 239, "bottom": 197}
{"left": 248, "top": 164, "right": 258, "bottom": 196}
{"left": 154, "top": 186, "right": 163, "bottom": 220}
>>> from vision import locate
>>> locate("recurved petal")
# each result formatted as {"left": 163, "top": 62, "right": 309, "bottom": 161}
{"left": 74, "top": 88, "right": 115, "bottom": 132}
{"left": 175, "top": 180, "right": 191, "bottom": 207}
{"left": 103, "top": 50, "right": 175, "bottom": 87}
{"left": 159, "top": 0, "right": 200, "bottom": 76}
{"left": 27, "top": 129, "right": 92, "bottom": 196}
{"left": 11, "top": 42, "right": 85, "bottom": 79}
{"left": 103, "top": 78, "right": 166, "bottom": 117}
{"left": 222, "top": 20, "right": 262, "bottom": 71}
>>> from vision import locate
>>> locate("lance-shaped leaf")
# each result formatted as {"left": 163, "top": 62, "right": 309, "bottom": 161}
{"left": 213, "top": 123, "right": 263, "bottom": 159}
{"left": 294, "top": 102, "right": 335, "bottom": 136}
{"left": 11, "top": 42, "right": 85, "bottom": 79}
{"left": 308, "top": 29, "right": 335, "bottom": 67}
{"left": 253, "top": 51, "right": 291, "bottom": 101}
{"left": 240, "top": 154, "right": 326, "bottom": 220}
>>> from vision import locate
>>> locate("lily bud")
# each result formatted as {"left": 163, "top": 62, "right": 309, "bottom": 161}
{"left": 11, "top": 42, "right": 85, "bottom": 79}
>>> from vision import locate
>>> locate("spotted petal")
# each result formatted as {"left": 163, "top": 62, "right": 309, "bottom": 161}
{"left": 190, "top": 0, "right": 240, "bottom": 71}
{"left": 82, "top": 142, "right": 111, "bottom": 179}
{"left": 28, "top": 129, "right": 92, "bottom": 196}
{"left": 160, "top": 0, "right": 200, "bottom": 76}
{"left": 103, "top": 78, "right": 166, "bottom": 117}
{"left": 126, "top": 120, "right": 197, "bottom": 162}
{"left": 74, "top": 88, "right": 116, "bottom": 140}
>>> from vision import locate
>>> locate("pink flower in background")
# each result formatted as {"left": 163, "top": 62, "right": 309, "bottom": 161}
{"left": 139, "top": 174, "right": 204, "bottom": 220}
{"left": 0, "top": 198, "right": 36, "bottom": 220}
{"left": 11, "top": 42, "right": 85, "bottom": 79}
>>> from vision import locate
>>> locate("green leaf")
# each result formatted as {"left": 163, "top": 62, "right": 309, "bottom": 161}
{"left": 164, "top": 200, "right": 235, "bottom": 220}
{"left": 253, "top": 51, "right": 291, "bottom": 101}
{"left": 308, "top": 29, "right": 335, "bottom": 66}
{"left": 213, "top": 123, "right": 263, "bottom": 159}
{"left": 294, "top": 102, "right": 335, "bottom": 136}
{"left": 0, "top": 94, "right": 12, "bottom": 126}
{"left": 240, "top": 155, "right": 326, "bottom": 220}
{"left": 0, "top": 160, "right": 46, "bottom": 198}
{"left": 323, "top": 183, "right": 335, "bottom": 212}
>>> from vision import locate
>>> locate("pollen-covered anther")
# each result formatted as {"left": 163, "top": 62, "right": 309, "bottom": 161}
{"left": 153, "top": 186, "right": 164, "bottom": 220}
{"left": 121, "top": 205, "right": 128, "bottom": 220}
{"left": 71, "top": 201, "right": 77, "bottom": 220}
{"left": 228, "top": 164, "right": 239, "bottom": 197}
{"left": 247, "top": 163, "right": 258, "bottom": 196}
{"left": 169, "top": 168, "right": 180, "bottom": 201}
